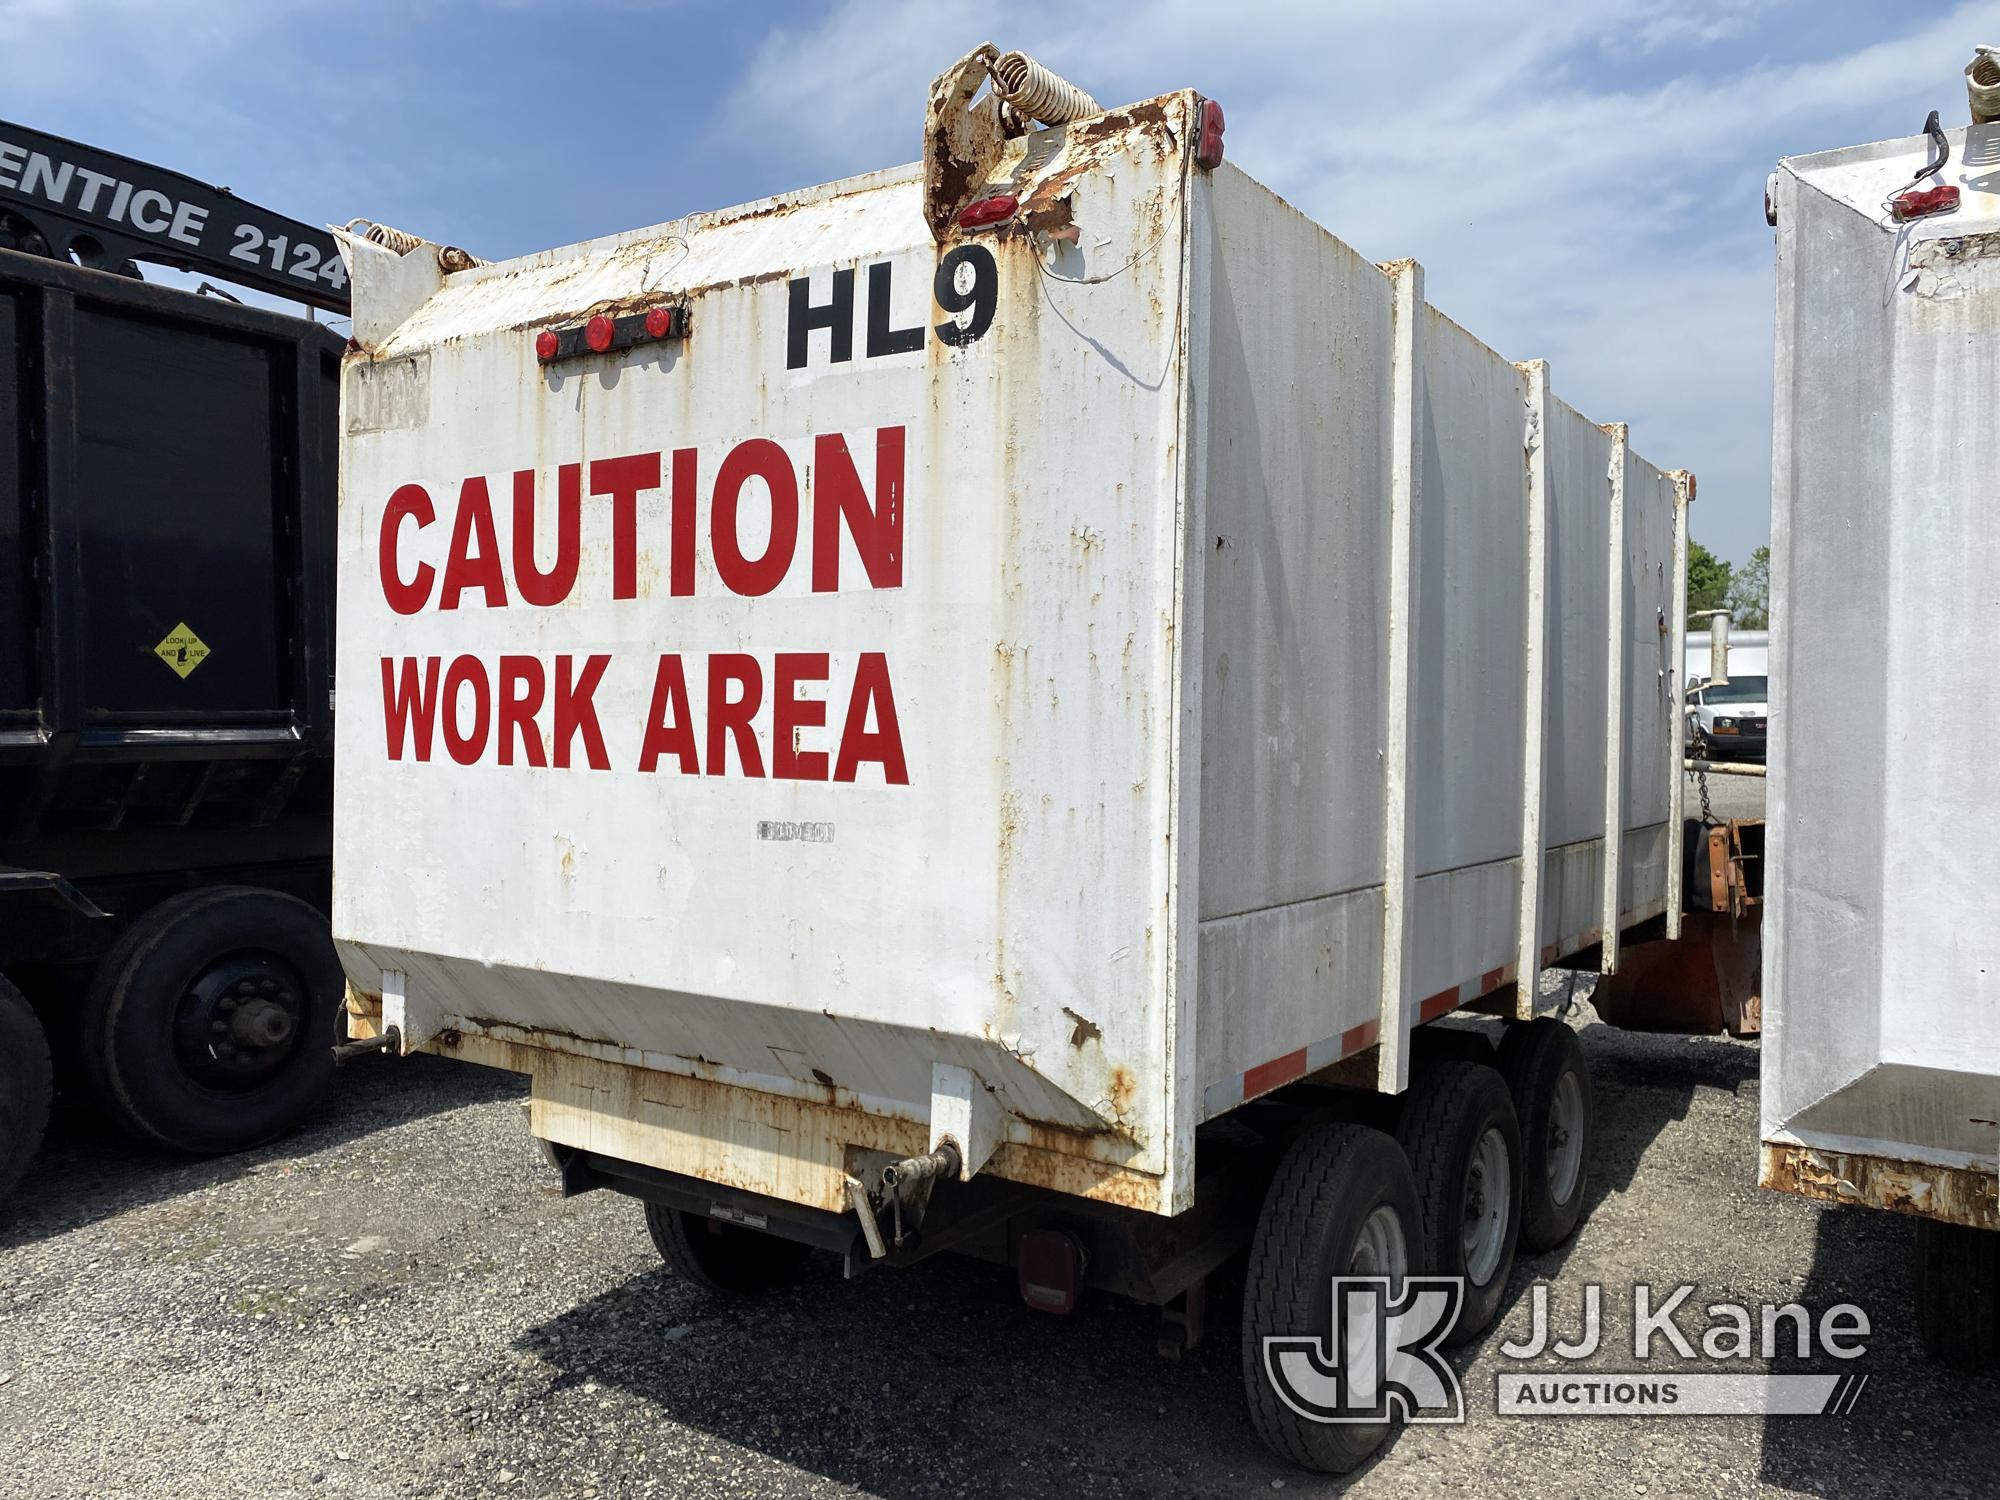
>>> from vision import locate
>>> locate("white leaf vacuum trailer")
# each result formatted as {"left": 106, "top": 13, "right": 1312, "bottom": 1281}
{"left": 332, "top": 54, "right": 1690, "bottom": 1469}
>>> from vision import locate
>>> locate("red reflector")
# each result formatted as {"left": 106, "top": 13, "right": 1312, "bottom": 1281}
{"left": 534, "top": 330, "right": 558, "bottom": 362}
{"left": 644, "top": 305, "right": 675, "bottom": 338}
{"left": 1017, "top": 1228, "right": 1083, "bottom": 1314}
{"left": 1196, "top": 98, "right": 1226, "bottom": 170}
{"left": 585, "top": 314, "right": 616, "bottom": 352}
{"left": 958, "top": 194, "right": 1018, "bottom": 229}
{"left": 1892, "top": 183, "right": 1960, "bottom": 221}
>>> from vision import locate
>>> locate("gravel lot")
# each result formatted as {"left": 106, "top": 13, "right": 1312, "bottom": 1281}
{"left": 6, "top": 777, "right": 1993, "bottom": 1499}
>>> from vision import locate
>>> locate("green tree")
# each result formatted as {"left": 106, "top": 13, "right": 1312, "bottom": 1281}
{"left": 1687, "top": 540, "right": 1732, "bottom": 622}
{"left": 1725, "top": 545, "right": 1770, "bottom": 629}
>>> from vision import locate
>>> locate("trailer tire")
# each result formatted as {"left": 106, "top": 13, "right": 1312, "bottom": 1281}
{"left": 0, "top": 977, "right": 54, "bottom": 1204}
{"left": 80, "top": 887, "right": 340, "bottom": 1155}
{"left": 1496, "top": 1018, "right": 1593, "bottom": 1252}
{"left": 644, "top": 1201, "right": 815, "bottom": 1294}
{"left": 1241, "top": 1122, "right": 1422, "bottom": 1474}
{"left": 1912, "top": 1219, "right": 1999, "bottom": 1371}
{"left": 1394, "top": 1061, "right": 1522, "bottom": 1345}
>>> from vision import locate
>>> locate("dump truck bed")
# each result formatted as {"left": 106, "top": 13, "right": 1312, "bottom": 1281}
{"left": 334, "top": 91, "right": 1685, "bottom": 1219}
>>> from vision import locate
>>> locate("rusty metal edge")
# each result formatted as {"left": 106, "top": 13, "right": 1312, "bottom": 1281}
{"left": 1760, "top": 1140, "right": 1999, "bottom": 1230}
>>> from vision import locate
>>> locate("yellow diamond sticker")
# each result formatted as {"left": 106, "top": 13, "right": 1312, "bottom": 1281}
{"left": 154, "top": 622, "right": 211, "bottom": 679}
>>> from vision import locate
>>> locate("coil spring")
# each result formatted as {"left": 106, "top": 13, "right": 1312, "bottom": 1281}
{"left": 990, "top": 51, "right": 1100, "bottom": 126}
{"left": 343, "top": 220, "right": 487, "bottom": 270}
{"left": 346, "top": 220, "right": 424, "bottom": 255}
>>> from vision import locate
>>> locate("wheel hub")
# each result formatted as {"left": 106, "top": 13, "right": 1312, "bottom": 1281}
{"left": 1460, "top": 1126, "right": 1513, "bottom": 1286}
{"left": 174, "top": 955, "right": 307, "bottom": 1089}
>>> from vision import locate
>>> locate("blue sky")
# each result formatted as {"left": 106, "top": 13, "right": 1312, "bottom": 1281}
{"left": 4, "top": 0, "right": 1993, "bottom": 564}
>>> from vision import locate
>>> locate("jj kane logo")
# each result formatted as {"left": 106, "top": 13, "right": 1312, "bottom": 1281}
{"left": 1260, "top": 1280, "right": 1874, "bottom": 1423}
{"left": 1260, "top": 1277, "right": 1468, "bottom": 1425}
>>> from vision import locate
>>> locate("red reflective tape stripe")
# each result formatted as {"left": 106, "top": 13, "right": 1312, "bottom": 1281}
{"left": 1242, "top": 1048, "right": 1309, "bottom": 1098}
{"left": 1540, "top": 943, "right": 1559, "bottom": 966}
{"left": 1481, "top": 967, "right": 1506, "bottom": 993}
{"left": 1338, "top": 1020, "right": 1379, "bottom": 1059}
{"left": 1418, "top": 987, "right": 1459, "bottom": 1022}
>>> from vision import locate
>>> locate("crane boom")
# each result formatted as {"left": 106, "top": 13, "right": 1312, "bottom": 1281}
{"left": 0, "top": 118, "right": 349, "bottom": 314}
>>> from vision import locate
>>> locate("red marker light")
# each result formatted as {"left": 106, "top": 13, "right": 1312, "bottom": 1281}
{"left": 958, "top": 194, "right": 1019, "bottom": 229}
{"left": 1196, "top": 98, "right": 1226, "bottom": 170}
{"left": 534, "top": 330, "right": 559, "bottom": 362}
{"left": 645, "top": 305, "right": 675, "bottom": 338}
{"left": 585, "top": 315, "right": 616, "bottom": 352}
{"left": 1891, "top": 183, "right": 1960, "bottom": 221}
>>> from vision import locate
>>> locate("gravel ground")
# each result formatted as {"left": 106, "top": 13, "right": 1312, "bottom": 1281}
{"left": 7, "top": 780, "right": 1994, "bottom": 1499}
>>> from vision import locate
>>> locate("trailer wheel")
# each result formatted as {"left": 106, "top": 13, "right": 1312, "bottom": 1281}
{"left": 0, "top": 977, "right": 54, "bottom": 1204}
{"left": 1394, "top": 1061, "right": 1522, "bottom": 1345}
{"left": 1496, "top": 1017, "right": 1593, "bottom": 1252}
{"left": 1241, "top": 1122, "right": 1421, "bottom": 1474}
{"left": 80, "top": 887, "right": 340, "bottom": 1155}
{"left": 644, "top": 1201, "right": 815, "bottom": 1294}
{"left": 1912, "top": 1219, "right": 1999, "bottom": 1372}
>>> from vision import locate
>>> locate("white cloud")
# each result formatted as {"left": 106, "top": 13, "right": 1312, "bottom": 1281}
{"left": 719, "top": 1, "right": 1993, "bottom": 560}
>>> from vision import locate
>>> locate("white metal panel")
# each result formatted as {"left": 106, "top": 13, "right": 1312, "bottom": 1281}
{"left": 336, "top": 102, "right": 1200, "bottom": 1212}
{"left": 1194, "top": 167, "right": 1392, "bottom": 922}
{"left": 1541, "top": 398, "right": 1613, "bottom": 853}
{"left": 1765, "top": 122, "right": 2000, "bottom": 1190}
{"left": 1409, "top": 310, "right": 1528, "bottom": 877}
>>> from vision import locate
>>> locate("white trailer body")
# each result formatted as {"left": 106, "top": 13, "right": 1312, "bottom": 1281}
{"left": 332, "top": 88, "right": 1686, "bottom": 1226}
{"left": 1764, "top": 120, "right": 2000, "bottom": 1232}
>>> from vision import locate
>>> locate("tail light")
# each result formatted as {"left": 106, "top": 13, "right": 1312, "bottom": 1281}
{"left": 535, "top": 304, "right": 688, "bottom": 364}
{"left": 958, "top": 194, "right": 1019, "bottom": 230}
{"left": 1017, "top": 1228, "right": 1086, "bottom": 1314}
{"left": 1892, "top": 183, "right": 1960, "bottom": 221}
{"left": 1196, "top": 98, "right": 1226, "bottom": 170}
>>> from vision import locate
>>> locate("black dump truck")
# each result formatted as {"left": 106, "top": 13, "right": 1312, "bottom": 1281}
{"left": 0, "top": 122, "right": 348, "bottom": 1200}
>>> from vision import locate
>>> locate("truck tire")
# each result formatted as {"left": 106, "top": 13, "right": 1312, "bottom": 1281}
{"left": 1394, "top": 1061, "right": 1522, "bottom": 1345}
{"left": 80, "top": 886, "right": 340, "bottom": 1155}
{"left": 643, "top": 1201, "right": 815, "bottom": 1294}
{"left": 0, "top": 977, "right": 54, "bottom": 1204}
{"left": 1496, "top": 1017, "right": 1593, "bottom": 1252}
{"left": 1241, "top": 1122, "right": 1422, "bottom": 1474}
{"left": 1912, "top": 1219, "right": 1999, "bottom": 1371}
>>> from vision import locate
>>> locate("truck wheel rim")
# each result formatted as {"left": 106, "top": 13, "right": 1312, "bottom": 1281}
{"left": 1349, "top": 1203, "right": 1407, "bottom": 1282}
{"left": 1342, "top": 1205, "right": 1410, "bottom": 1383}
{"left": 1547, "top": 1072, "right": 1584, "bottom": 1206}
{"left": 1461, "top": 1126, "right": 1512, "bottom": 1285}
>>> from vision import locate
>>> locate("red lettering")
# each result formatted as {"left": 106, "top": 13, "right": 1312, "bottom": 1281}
{"left": 554, "top": 654, "right": 612, "bottom": 770}
{"left": 441, "top": 654, "right": 490, "bottom": 765}
{"left": 637, "top": 655, "right": 698, "bottom": 774}
{"left": 380, "top": 484, "right": 436, "bottom": 614}
{"left": 835, "top": 652, "right": 909, "bottom": 784}
{"left": 712, "top": 438, "right": 798, "bottom": 597}
{"left": 706, "top": 653, "right": 765, "bottom": 777}
{"left": 381, "top": 656, "right": 440, "bottom": 760}
{"left": 592, "top": 452, "right": 661, "bottom": 600}
{"left": 812, "top": 427, "right": 903, "bottom": 592}
{"left": 772, "top": 652, "right": 829, "bottom": 781}
{"left": 439, "top": 476, "right": 509, "bottom": 609}
{"left": 669, "top": 446, "right": 697, "bottom": 597}
{"left": 496, "top": 655, "right": 547, "bottom": 767}
{"left": 513, "top": 465, "right": 581, "bottom": 607}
